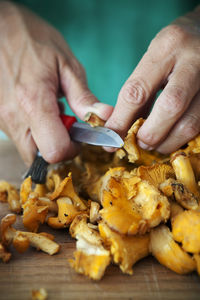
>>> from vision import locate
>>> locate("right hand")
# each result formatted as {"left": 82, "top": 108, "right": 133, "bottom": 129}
{"left": 0, "top": 1, "right": 113, "bottom": 165}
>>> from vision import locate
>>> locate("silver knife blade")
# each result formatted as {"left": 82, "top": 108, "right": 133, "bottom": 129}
{"left": 69, "top": 122, "right": 124, "bottom": 148}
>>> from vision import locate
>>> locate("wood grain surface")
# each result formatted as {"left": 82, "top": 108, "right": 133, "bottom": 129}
{"left": 0, "top": 140, "right": 200, "bottom": 300}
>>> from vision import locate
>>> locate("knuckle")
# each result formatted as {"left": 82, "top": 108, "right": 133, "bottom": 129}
{"left": 106, "top": 115, "right": 128, "bottom": 135}
{"left": 158, "top": 86, "right": 186, "bottom": 117}
{"left": 71, "top": 59, "right": 86, "bottom": 81}
{"left": 16, "top": 84, "right": 37, "bottom": 117}
{"left": 121, "top": 80, "right": 147, "bottom": 106}
{"left": 43, "top": 147, "right": 66, "bottom": 164}
{"left": 75, "top": 89, "right": 96, "bottom": 106}
{"left": 165, "top": 24, "right": 186, "bottom": 42}
{"left": 139, "top": 131, "right": 157, "bottom": 146}
{"left": 154, "top": 25, "right": 187, "bottom": 55}
{"left": 16, "top": 83, "right": 58, "bottom": 118}
{"left": 177, "top": 114, "right": 200, "bottom": 139}
{"left": 0, "top": 105, "right": 15, "bottom": 131}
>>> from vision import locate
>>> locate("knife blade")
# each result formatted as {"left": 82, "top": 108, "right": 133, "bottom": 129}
{"left": 69, "top": 122, "right": 124, "bottom": 148}
{"left": 23, "top": 114, "right": 124, "bottom": 184}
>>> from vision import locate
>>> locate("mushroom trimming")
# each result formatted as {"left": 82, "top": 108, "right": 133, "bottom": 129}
{"left": 1, "top": 117, "right": 200, "bottom": 280}
{"left": 1, "top": 214, "right": 60, "bottom": 255}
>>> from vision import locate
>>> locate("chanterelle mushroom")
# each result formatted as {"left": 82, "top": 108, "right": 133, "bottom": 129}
{"left": 171, "top": 153, "right": 199, "bottom": 198}
{"left": 160, "top": 178, "right": 199, "bottom": 210}
{"left": 99, "top": 222, "right": 150, "bottom": 275}
{"left": 137, "top": 163, "right": 175, "bottom": 188}
{"left": 48, "top": 196, "right": 86, "bottom": 229}
{"left": 1, "top": 214, "right": 60, "bottom": 255}
{"left": 49, "top": 173, "right": 87, "bottom": 210}
{"left": 69, "top": 214, "right": 111, "bottom": 280}
{"left": 84, "top": 112, "right": 105, "bottom": 127}
{"left": 116, "top": 118, "right": 168, "bottom": 165}
{"left": 172, "top": 210, "right": 200, "bottom": 254}
{"left": 0, "top": 181, "right": 21, "bottom": 213}
{"left": 0, "top": 243, "right": 11, "bottom": 262}
{"left": 150, "top": 225, "right": 196, "bottom": 275}
{"left": 100, "top": 171, "right": 170, "bottom": 235}
{"left": 22, "top": 193, "right": 48, "bottom": 232}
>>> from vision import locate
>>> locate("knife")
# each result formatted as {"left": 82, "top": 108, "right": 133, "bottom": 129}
{"left": 60, "top": 114, "right": 124, "bottom": 148}
{"left": 24, "top": 114, "right": 124, "bottom": 184}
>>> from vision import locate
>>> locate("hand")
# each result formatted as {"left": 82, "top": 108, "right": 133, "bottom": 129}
{"left": 105, "top": 6, "right": 200, "bottom": 153}
{"left": 0, "top": 2, "right": 113, "bottom": 165}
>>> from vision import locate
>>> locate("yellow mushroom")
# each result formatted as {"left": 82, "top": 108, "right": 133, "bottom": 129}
{"left": 172, "top": 210, "right": 200, "bottom": 254}
{"left": 150, "top": 225, "right": 196, "bottom": 275}
{"left": 22, "top": 193, "right": 48, "bottom": 232}
{"left": 49, "top": 173, "right": 87, "bottom": 210}
{"left": 69, "top": 214, "right": 111, "bottom": 280}
{"left": 137, "top": 163, "right": 175, "bottom": 188}
{"left": 99, "top": 222, "right": 150, "bottom": 275}
{"left": 20, "top": 176, "right": 32, "bottom": 205}
{"left": 171, "top": 153, "right": 199, "bottom": 198}
{"left": 100, "top": 173, "right": 170, "bottom": 235}
{"left": 48, "top": 197, "right": 85, "bottom": 229}
{"left": 0, "top": 243, "right": 11, "bottom": 262}
{"left": 160, "top": 178, "right": 198, "bottom": 210}
{"left": 89, "top": 201, "right": 101, "bottom": 224}
{"left": 0, "top": 181, "right": 21, "bottom": 213}
{"left": 84, "top": 112, "right": 105, "bottom": 127}
{"left": 1, "top": 214, "right": 60, "bottom": 255}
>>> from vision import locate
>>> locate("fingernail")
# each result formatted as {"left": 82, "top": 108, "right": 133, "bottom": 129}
{"left": 137, "top": 140, "right": 154, "bottom": 151}
{"left": 90, "top": 103, "right": 113, "bottom": 119}
{"left": 91, "top": 102, "right": 107, "bottom": 113}
{"left": 103, "top": 146, "right": 117, "bottom": 153}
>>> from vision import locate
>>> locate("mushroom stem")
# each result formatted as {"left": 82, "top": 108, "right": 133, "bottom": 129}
{"left": 171, "top": 153, "right": 199, "bottom": 197}
{"left": 1, "top": 214, "right": 60, "bottom": 255}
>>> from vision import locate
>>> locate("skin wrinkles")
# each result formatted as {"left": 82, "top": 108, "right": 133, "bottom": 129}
{"left": 0, "top": 1, "right": 200, "bottom": 165}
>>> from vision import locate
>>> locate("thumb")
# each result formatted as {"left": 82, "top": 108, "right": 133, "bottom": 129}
{"left": 17, "top": 85, "right": 79, "bottom": 164}
{"left": 60, "top": 62, "right": 113, "bottom": 121}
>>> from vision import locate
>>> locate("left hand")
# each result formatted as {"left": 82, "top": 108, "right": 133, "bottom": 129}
{"left": 105, "top": 6, "right": 200, "bottom": 153}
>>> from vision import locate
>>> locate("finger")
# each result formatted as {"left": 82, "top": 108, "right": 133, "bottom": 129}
{"left": 1, "top": 120, "right": 37, "bottom": 167}
{"left": 137, "top": 60, "right": 200, "bottom": 149}
{"left": 0, "top": 99, "right": 37, "bottom": 166}
{"left": 105, "top": 48, "right": 175, "bottom": 136}
{"left": 13, "top": 128, "right": 37, "bottom": 167}
{"left": 156, "top": 90, "right": 200, "bottom": 153}
{"left": 59, "top": 59, "right": 114, "bottom": 121}
{"left": 16, "top": 84, "right": 79, "bottom": 164}
{"left": 134, "top": 92, "right": 158, "bottom": 120}
{"left": 102, "top": 93, "right": 158, "bottom": 153}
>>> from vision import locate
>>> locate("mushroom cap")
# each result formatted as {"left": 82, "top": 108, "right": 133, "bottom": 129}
{"left": 137, "top": 163, "right": 175, "bottom": 188}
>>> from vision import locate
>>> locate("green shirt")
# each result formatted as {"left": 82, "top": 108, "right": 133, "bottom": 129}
{"left": 0, "top": 0, "right": 198, "bottom": 138}
{"left": 15, "top": 0, "right": 197, "bottom": 106}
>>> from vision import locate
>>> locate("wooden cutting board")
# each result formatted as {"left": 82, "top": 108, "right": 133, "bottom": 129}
{"left": 0, "top": 140, "right": 199, "bottom": 300}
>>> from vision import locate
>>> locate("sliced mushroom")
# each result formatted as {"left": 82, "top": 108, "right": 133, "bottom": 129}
{"left": 1, "top": 214, "right": 60, "bottom": 255}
